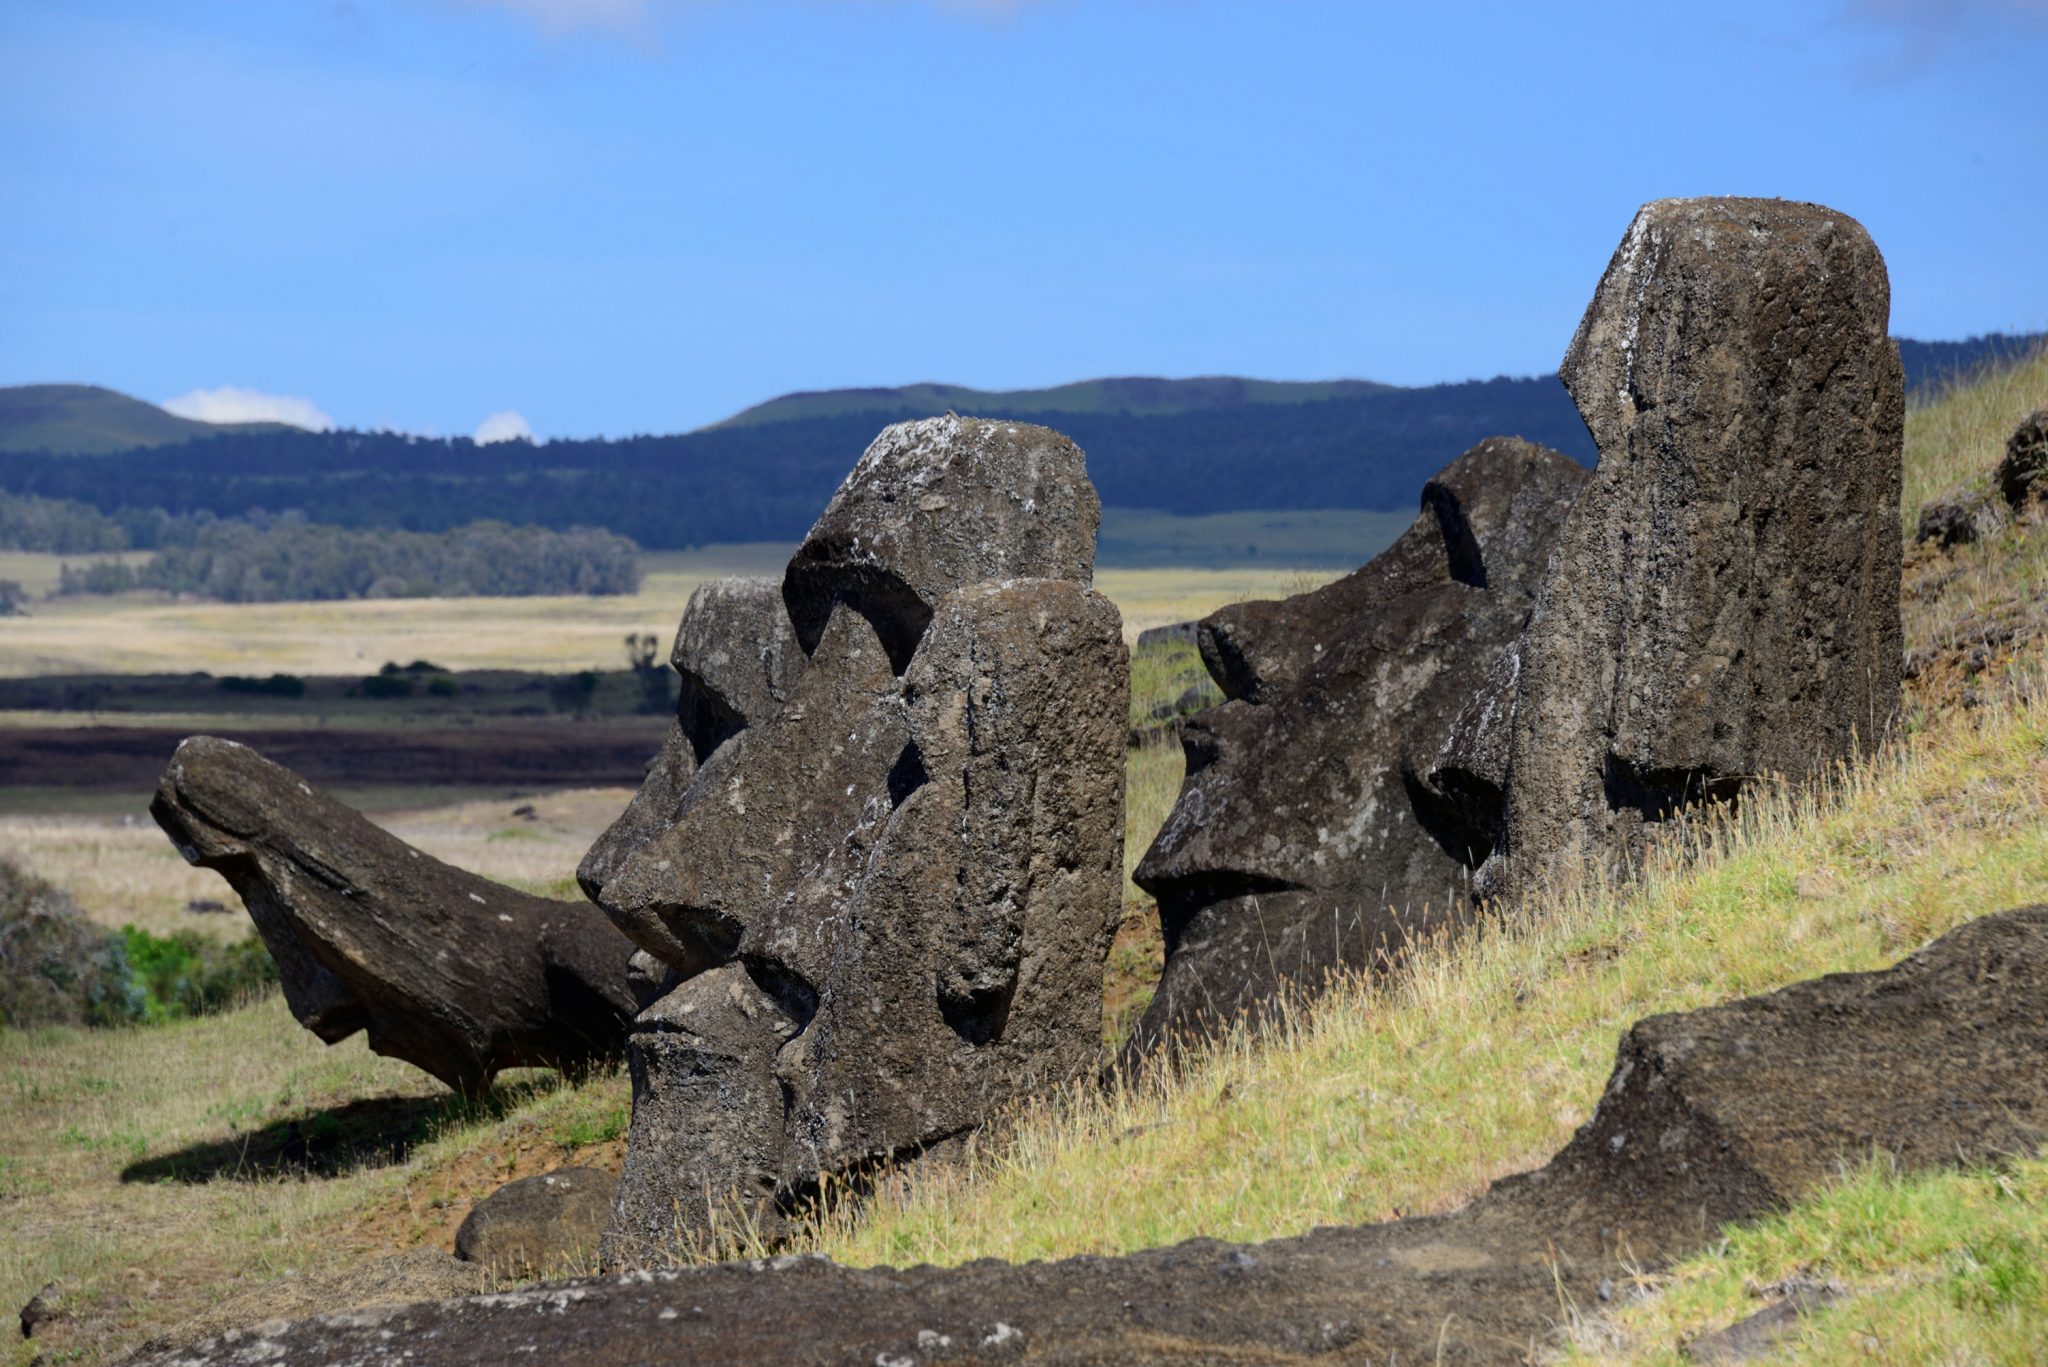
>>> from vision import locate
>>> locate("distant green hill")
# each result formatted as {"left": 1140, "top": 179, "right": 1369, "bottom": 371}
{"left": 0, "top": 384, "right": 288, "bottom": 455}
{"left": 713, "top": 375, "right": 1398, "bottom": 428}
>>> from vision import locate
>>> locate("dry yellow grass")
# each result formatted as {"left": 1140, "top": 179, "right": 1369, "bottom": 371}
{"left": 1899, "top": 343, "right": 2048, "bottom": 532}
{"left": 0, "top": 548, "right": 1335, "bottom": 678}
{"left": 798, "top": 692, "right": 2048, "bottom": 1270}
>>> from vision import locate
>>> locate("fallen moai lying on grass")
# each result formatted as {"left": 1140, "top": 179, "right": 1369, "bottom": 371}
{"left": 1130, "top": 196, "right": 1906, "bottom": 1060}
{"left": 591, "top": 415, "right": 1127, "bottom": 1266}
{"left": 124, "top": 902, "right": 2048, "bottom": 1364}
{"left": 150, "top": 735, "right": 641, "bottom": 1095}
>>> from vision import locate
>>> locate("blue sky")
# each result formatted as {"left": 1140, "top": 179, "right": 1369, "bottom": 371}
{"left": 3, "top": 1, "right": 2045, "bottom": 440}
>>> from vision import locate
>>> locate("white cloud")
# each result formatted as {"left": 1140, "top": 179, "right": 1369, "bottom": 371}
{"left": 162, "top": 385, "right": 335, "bottom": 431}
{"left": 474, "top": 409, "right": 536, "bottom": 444}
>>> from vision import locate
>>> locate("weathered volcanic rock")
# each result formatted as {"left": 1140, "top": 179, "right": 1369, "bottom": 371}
{"left": 1915, "top": 486, "right": 2007, "bottom": 548}
{"left": 591, "top": 420, "right": 1125, "bottom": 1264}
{"left": 595, "top": 605, "right": 909, "bottom": 977}
{"left": 129, "top": 906, "right": 2048, "bottom": 1366}
{"left": 603, "top": 583, "right": 1127, "bottom": 1263}
{"left": 152, "top": 737, "right": 637, "bottom": 1094}
{"left": 755, "top": 580, "right": 1126, "bottom": 1186}
{"left": 454, "top": 1168, "right": 618, "bottom": 1279}
{"left": 1127, "top": 438, "right": 1586, "bottom": 1062}
{"left": 1996, "top": 407, "right": 2048, "bottom": 509}
{"left": 781, "top": 415, "right": 1099, "bottom": 672}
{"left": 1488, "top": 198, "right": 1904, "bottom": 899}
{"left": 604, "top": 965, "right": 798, "bottom": 1265}
{"left": 577, "top": 576, "right": 803, "bottom": 910}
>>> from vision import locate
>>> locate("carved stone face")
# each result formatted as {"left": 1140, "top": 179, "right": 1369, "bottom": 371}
{"left": 590, "top": 417, "right": 1129, "bottom": 1266}
{"left": 1124, "top": 438, "right": 1588, "bottom": 1066}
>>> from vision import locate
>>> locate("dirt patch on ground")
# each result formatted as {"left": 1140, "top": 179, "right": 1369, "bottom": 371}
{"left": 127, "top": 905, "right": 2048, "bottom": 1365}
{"left": 348, "top": 1136, "right": 628, "bottom": 1267}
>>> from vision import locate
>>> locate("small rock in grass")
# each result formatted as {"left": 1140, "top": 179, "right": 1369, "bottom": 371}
{"left": 1915, "top": 487, "right": 2008, "bottom": 548}
{"left": 455, "top": 1167, "right": 619, "bottom": 1279}
{"left": 18, "top": 1281, "right": 70, "bottom": 1339}
{"left": 1996, "top": 408, "right": 2048, "bottom": 509}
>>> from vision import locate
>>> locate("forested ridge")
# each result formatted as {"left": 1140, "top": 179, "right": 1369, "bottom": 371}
{"left": 0, "top": 377, "right": 1600, "bottom": 549}
{"left": 0, "top": 337, "right": 2030, "bottom": 554}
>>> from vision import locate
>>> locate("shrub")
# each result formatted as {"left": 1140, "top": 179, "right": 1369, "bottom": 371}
{"left": 0, "top": 857, "right": 142, "bottom": 1028}
{"left": 359, "top": 673, "right": 415, "bottom": 699}
{"left": 425, "top": 675, "right": 461, "bottom": 698}
{"left": 118, "top": 926, "right": 279, "bottom": 1021}
{"left": 219, "top": 673, "right": 307, "bottom": 698}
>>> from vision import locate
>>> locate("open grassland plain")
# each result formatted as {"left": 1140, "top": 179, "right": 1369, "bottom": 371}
{"left": 4, "top": 354, "right": 2048, "bottom": 1363}
{"left": 0, "top": 543, "right": 1338, "bottom": 679}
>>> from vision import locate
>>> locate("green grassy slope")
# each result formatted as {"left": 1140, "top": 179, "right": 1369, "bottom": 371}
{"left": 0, "top": 384, "right": 287, "bottom": 455}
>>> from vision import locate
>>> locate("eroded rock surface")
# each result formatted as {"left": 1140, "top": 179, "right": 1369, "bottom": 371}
{"left": 1488, "top": 197, "right": 1904, "bottom": 898}
{"left": 577, "top": 575, "right": 804, "bottom": 914}
{"left": 591, "top": 417, "right": 1126, "bottom": 1265}
{"left": 1127, "top": 437, "right": 1586, "bottom": 1061}
{"left": 130, "top": 906, "right": 2048, "bottom": 1366}
{"left": 151, "top": 737, "right": 637, "bottom": 1094}
{"left": 782, "top": 414, "right": 1100, "bottom": 672}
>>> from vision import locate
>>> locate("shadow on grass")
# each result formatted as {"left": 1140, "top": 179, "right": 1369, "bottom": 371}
{"left": 120, "top": 1081, "right": 556, "bottom": 1184}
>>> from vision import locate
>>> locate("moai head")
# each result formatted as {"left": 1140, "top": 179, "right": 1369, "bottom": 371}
{"left": 595, "top": 417, "right": 1128, "bottom": 1264}
{"left": 1489, "top": 197, "right": 1904, "bottom": 898}
{"left": 1122, "top": 438, "right": 1586, "bottom": 1066}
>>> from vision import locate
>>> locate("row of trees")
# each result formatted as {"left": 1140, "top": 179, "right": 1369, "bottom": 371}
{"left": 51, "top": 514, "right": 641, "bottom": 602}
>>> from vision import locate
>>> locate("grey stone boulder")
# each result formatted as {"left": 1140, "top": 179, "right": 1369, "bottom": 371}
{"left": 1996, "top": 407, "right": 2048, "bottom": 509}
{"left": 1127, "top": 437, "right": 1586, "bottom": 1062}
{"left": 781, "top": 415, "right": 1099, "bottom": 671}
{"left": 577, "top": 577, "right": 803, "bottom": 908}
{"left": 1487, "top": 197, "right": 1905, "bottom": 899}
{"left": 455, "top": 1168, "right": 619, "bottom": 1279}
{"left": 152, "top": 737, "right": 638, "bottom": 1095}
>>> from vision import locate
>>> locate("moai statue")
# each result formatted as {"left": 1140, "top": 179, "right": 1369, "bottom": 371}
{"left": 1482, "top": 197, "right": 1903, "bottom": 898}
{"left": 591, "top": 416, "right": 1128, "bottom": 1265}
{"left": 1125, "top": 438, "right": 1585, "bottom": 1065}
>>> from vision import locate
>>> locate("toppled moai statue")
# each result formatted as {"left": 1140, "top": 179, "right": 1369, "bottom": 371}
{"left": 1483, "top": 197, "right": 1904, "bottom": 899}
{"left": 152, "top": 737, "right": 638, "bottom": 1094}
{"left": 1125, "top": 438, "right": 1586, "bottom": 1063}
{"left": 594, "top": 416, "right": 1128, "bottom": 1265}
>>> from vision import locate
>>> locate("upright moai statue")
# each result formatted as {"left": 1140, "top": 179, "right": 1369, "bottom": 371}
{"left": 1482, "top": 197, "right": 1904, "bottom": 898}
{"left": 592, "top": 416, "right": 1128, "bottom": 1265}
{"left": 1124, "top": 438, "right": 1586, "bottom": 1064}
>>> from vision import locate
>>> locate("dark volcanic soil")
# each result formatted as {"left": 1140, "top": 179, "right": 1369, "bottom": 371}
{"left": 0, "top": 721, "right": 667, "bottom": 792}
{"left": 125, "top": 906, "right": 2048, "bottom": 1366}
